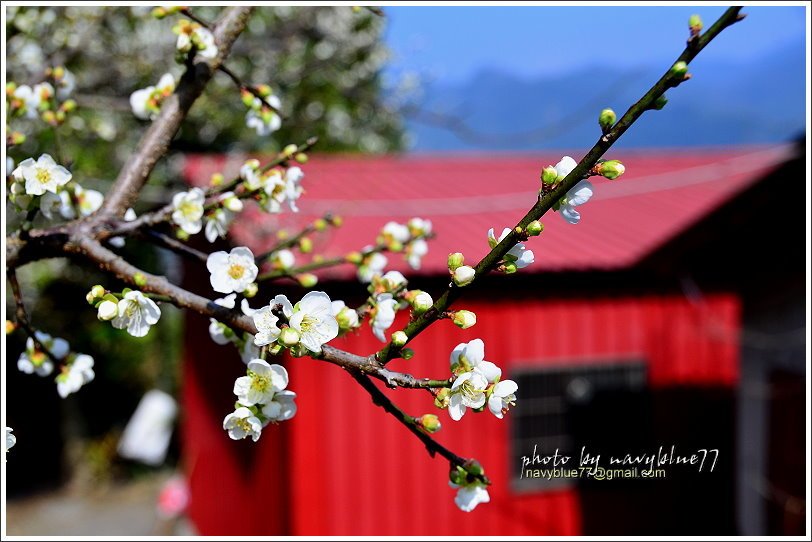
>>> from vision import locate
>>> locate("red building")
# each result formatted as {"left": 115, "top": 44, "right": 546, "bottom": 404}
{"left": 179, "top": 142, "right": 805, "bottom": 535}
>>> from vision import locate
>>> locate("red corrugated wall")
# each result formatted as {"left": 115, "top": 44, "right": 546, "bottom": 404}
{"left": 182, "top": 293, "right": 739, "bottom": 535}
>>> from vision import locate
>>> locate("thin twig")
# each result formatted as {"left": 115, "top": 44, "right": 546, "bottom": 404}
{"left": 8, "top": 269, "right": 64, "bottom": 366}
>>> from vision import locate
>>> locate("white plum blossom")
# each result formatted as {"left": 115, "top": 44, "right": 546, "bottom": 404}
{"left": 6, "top": 427, "right": 15, "bottom": 458}
{"left": 252, "top": 306, "right": 281, "bottom": 347}
{"left": 450, "top": 479, "right": 491, "bottom": 513}
{"left": 261, "top": 390, "right": 297, "bottom": 423}
{"left": 272, "top": 249, "right": 296, "bottom": 271}
{"left": 14, "top": 154, "right": 72, "bottom": 196}
{"left": 380, "top": 221, "right": 410, "bottom": 246}
{"left": 240, "top": 335, "right": 261, "bottom": 364}
{"left": 130, "top": 73, "right": 175, "bottom": 121}
{"left": 407, "top": 217, "right": 433, "bottom": 237}
{"left": 111, "top": 291, "right": 162, "bottom": 338}
{"left": 192, "top": 27, "right": 218, "bottom": 59}
{"left": 488, "top": 379, "right": 518, "bottom": 419}
{"left": 75, "top": 185, "right": 104, "bottom": 217}
{"left": 223, "top": 407, "right": 262, "bottom": 442}
{"left": 450, "top": 339, "right": 501, "bottom": 382}
{"left": 40, "top": 190, "right": 74, "bottom": 220}
{"left": 207, "top": 246, "right": 258, "bottom": 294}
{"left": 56, "top": 354, "right": 95, "bottom": 398}
{"left": 283, "top": 166, "right": 304, "bottom": 212}
{"left": 288, "top": 291, "right": 339, "bottom": 353}
{"left": 559, "top": 180, "right": 594, "bottom": 225}
{"left": 246, "top": 95, "right": 282, "bottom": 136}
{"left": 17, "top": 332, "right": 69, "bottom": 376}
{"left": 448, "top": 370, "right": 489, "bottom": 421}
{"left": 406, "top": 238, "right": 428, "bottom": 270}
{"left": 488, "top": 227, "right": 534, "bottom": 269}
{"left": 209, "top": 294, "right": 237, "bottom": 345}
{"left": 381, "top": 270, "right": 407, "bottom": 291}
{"left": 554, "top": 155, "right": 578, "bottom": 181}
{"left": 171, "top": 187, "right": 205, "bottom": 235}
{"left": 371, "top": 293, "right": 399, "bottom": 343}
{"left": 233, "top": 360, "right": 288, "bottom": 407}
{"left": 13, "top": 84, "right": 40, "bottom": 118}
{"left": 239, "top": 159, "right": 263, "bottom": 190}
{"left": 358, "top": 250, "right": 387, "bottom": 283}
{"left": 204, "top": 209, "right": 230, "bottom": 243}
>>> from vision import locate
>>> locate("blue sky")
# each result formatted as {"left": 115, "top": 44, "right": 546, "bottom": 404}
{"left": 383, "top": 6, "right": 807, "bottom": 84}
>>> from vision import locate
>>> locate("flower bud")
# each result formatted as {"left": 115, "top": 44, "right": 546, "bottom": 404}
{"left": 335, "top": 306, "right": 359, "bottom": 330}
{"left": 463, "top": 459, "right": 484, "bottom": 477}
{"left": 452, "top": 310, "right": 477, "bottom": 329}
{"left": 255, "top": 84, "right": 272, "bottom": 98}
{"left": 210, "top": 172, "right": 224, "bottom": 187}
{"left": 412, "top": 291, "right": 433, "bottom": 313}
{"left": 689, "top": 14, "right": 703, "bottom": 35}
{"left": 283, "top": 144, "right": 298, "bottom": 157}
{"left": 297, "top": 273, "right": 318, "bottom": 288}
{"left": 417, "top": 414, "right": 441, "bottom": 433}
{"left": 313, "top": 218, "right": 328, "bottom": 231}
{"left": 134, "top": 273, "right": 148, "bottom": 287}
{"left": 453, "top": 265, "right": 475, "bottom": 287}
{"left": 329, "top": 215, "right": 343, "bottom": 227}
{"left": 279, "top": 327, "right": 300, "bottom": 348}
{"left": 449, "top": 465, "right": 466, "bottom": 486}
{"left": 401, "top": 348, "right": 415, "bottom": 360}
{"left": 243, "top": 282, "right": 258, "bottom": 298}
{"left": 298, "top": 237, "right": 313, "bottom": 254}
{"left": 599, "top": 108, "right": 616, "bottom": 133}
{"left": 526, "top": 220, "right": 544, "bottom": 236}
{"left": 652, "top": 95, "right": 668, "bottom": 110}
{"left": 295, "top": 152, "right": 308, "bottom": 164}
{"left": 90, "top": 285, "right": 106, "bottom": 300}
{"left": 434, "top": 388, "right": 451, "bottom": 409}
{"left": 391, "top": 331, "right": 408, "bottom": 347}
{"left": 447, "top": 252, "right": 465, "bottom": 272}
{"left": 97, "top": 300, "right": 118, "bottom": 321}
{"left": 597, "top": 159, "right": 625, "bottom": 180}
{"left": 60, "top": 99, "right": 77, "bottom": 113}
{"left": 541, "top": 166, "right": 558, "bottom": 185}
{"left": 345, "top": 251, "right": 363, "bottom": 264}
{"left": 670, "top": 61, "right": 688, "bottom": 78}
{"left": 241, "top": 89, "right": 256, "bottom": 108}
{"left": 10, "top": 132, "right": 26, "bottom": 145}
{"left": 223, "top": 194, "right": 243, "bottom": 212}
{"left": 503, "top": 262, "right": 518, "bottom": 274}
{"left": 269, "top": 343, "right": 285, "bottom": 357}
{"left": 151, "top": 6, "right": 168, "bottom": 18}
{"left": 6, "top": 320, "right": 18, "bottom": 334}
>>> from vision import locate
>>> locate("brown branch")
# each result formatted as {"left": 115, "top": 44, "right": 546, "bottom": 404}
{"left": 95, "top": 6, "right": 254, "bottom": 220}
{"left": 140, "top": 229, "right": 209, "bottom": 263}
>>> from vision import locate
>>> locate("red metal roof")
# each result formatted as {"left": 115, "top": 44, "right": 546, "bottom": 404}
{"left": 183, "top": 144, "right": 793, "bottom": 278}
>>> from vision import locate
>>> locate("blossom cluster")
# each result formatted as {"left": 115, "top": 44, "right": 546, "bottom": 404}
{"left": 173, "top": 19, "right": 218, "bottom": 60}
{"left": 243, "top": 86, "right": 283, "bottom": 136}
{"left": 16, "top": 331, "right": 95, "bottom": 398}
{"left": 223, "top": 360, "right": 297, "bottom": 442}
{"left": 89, "top": 286, "right": 162, "bottom": 338}
{"left": 130, "top": 73, "right": 175, "bottom": 121}
{"left": 7, "top": 66, "right": 76, "bottom": 131}
{"left": 240, "top": 160, "right": 305, "bottom": 213}
{"left": 438, "top": 339, "right": 518, "bottom": 421}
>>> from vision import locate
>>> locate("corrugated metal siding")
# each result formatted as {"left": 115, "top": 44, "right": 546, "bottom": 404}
{"left": 183, "top": 293, "right": 739, "bottom": 535}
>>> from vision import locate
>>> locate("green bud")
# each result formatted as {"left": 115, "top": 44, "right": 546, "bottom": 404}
{"left": 329, "top": 215, "right": 343, "bottom": 227}
{"left": 526, "top": 220, "right": 544, "bottom": 236}
{"left": 391, "top": 331, "right": 408, "bottom": 347}
{"left": 434, "top": 388, "right": 451, "bottom": 409}
{"left": 85, "top": 292, "right": 96, "bottom": 304}
{"left": 294, "top": 152, "right": 308, "bottom": 164}
{"left": 313, "top": 218, "right": 328, "bottom": 231}
{"left": 689, "top": 14, "right": 703, "bottom": 34}
{"left": 345, "top": 251, "right": 363, "bottom": 264}
{"left": 134, "top": 273, "right": 148, "bottom": 287}
{"left": 417, "top": 414, "right": 441, "bottom": 433}
{"left": 401, "top": 348, "right": 415, "bottom": 360}
{"left": 652, "top": 95, "right": 668, "bottom": 110}
{"left": 210, "top": 172, "right": 224, "bottom": 186}
{"left": 297, "top": 273, "right": 318, "bottom": 288}
{"left": 241, "top": 89, "right": 255, "bottom": 108}
{"left": 176, "top": 229, "right": 190, "bottom": 241}
{"left": 255, "top": 84, "right": 272, "bottom": 98}
{"left": 10, "top": 132, "right": 26, "bottom": 145}
{"left": 279, "top": 327, "right": 300, "bottom": 348}
{"left": 449, "top": 465, "right": 467, "bottom": 486}
{"left": 598, "top": 159, "right": 625, "bottom": 180}
{"left": 541, "top": 166, "right": 558, "bottom": 185}
{"left": 447, "top": 252, "right": 465, "bottom": 272}
{"left": 283, "top": 144, "right": 298, "bottom": 157}
{"left": 298, "top": 237, "right": 313, "bottom": 254}
{"left": 670, "top": 61, "right": 688, "bottom": 78}
{"left": 599, "top": 108, "right": 616, "bottom": 133}
{"left": 269, "top": 343, "right": 284, "bottom": 357}
{"left": 463, "top": 459, "right": 484, "bottom": 477}
{"left": 244, "top": 283, "right": 258, "bottom": 298}
{"left": 452, "top": 310, "right": 477, "bottom": 330}
{"left": 90, "top": 285, "right": 106, "bottom": 300}
{"left": 151, "top": 6, "right": 168, "bottom": 18}
{"left": 503, "top": 262, "right": 518, "bottom": 274}
{"left": 60, "top": 99, "right": 77, "bottom": 113}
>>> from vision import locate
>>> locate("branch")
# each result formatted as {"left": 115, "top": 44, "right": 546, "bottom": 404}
{"left": 377, "top": 6, "right": 745, "bottom": 364}
{"left": 348, "top": 370, "right": 489, "bottom": 484}
{"left": 95, "top": 6, "right": 254, "bottom": 220}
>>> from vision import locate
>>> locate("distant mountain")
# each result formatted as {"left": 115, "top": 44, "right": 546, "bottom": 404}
{"left": 400, "top": 40, "right": 806, "bottom": 151}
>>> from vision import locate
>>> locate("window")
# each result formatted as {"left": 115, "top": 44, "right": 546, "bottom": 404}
{"left": 510, "top": 360, "right": 648, "bottom": 492}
